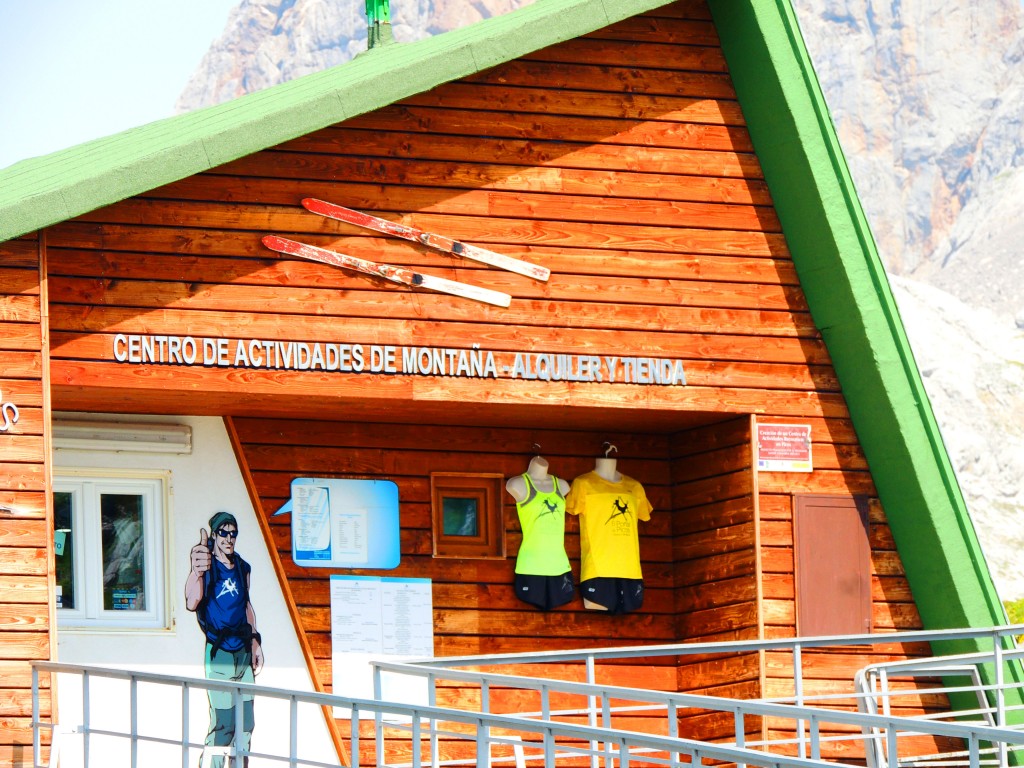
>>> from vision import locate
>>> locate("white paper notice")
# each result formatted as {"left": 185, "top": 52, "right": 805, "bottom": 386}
{"left": 333, "top": 508, "right": 368, "bottom": 560}
{"left": 293, "top": 485, "right": 332, "bottom": 552}
{"left": 330, "top": 576, "right": 433, "bottom": 718}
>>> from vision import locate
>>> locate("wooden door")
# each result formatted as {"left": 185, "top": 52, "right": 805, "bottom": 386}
{"left": 793, "top": 494, "right": 872, "bottom": 636}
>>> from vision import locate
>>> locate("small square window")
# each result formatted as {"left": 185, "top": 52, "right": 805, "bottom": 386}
{"left": 430, "top": 473, "right": 504, "bottom": 559}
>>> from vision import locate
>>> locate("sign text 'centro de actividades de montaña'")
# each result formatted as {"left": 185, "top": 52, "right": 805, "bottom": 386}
{"left": 112, "top": 334, "right": 686, "bottom": 386}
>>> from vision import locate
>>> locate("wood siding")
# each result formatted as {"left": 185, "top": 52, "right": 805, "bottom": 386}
{"left": 24, "top": 0, "right": 931, "bottom": 763}
{"left": 671, "top": 417, "right": 761, "bottom": 741}
{"left": 0, "top": 234, "right": 53, "bottom": 767}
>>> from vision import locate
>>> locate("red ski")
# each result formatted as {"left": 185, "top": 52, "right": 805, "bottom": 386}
{"left": 262, "top": 236, "right": 512, "bottom": 307}
{"left": 301, "top": 198, "right": 550, "bottom": 282}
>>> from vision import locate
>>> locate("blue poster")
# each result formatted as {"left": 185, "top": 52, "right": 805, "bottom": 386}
{"left": 275, "top": 478, "right": 400, "bottom": 569}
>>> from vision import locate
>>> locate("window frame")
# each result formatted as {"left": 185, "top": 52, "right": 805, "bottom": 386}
{"left": 430, "top": 472, "right": 505, "bottom": 559}
{"left": 53, "top": 468, "right": 171, "bottom": 631}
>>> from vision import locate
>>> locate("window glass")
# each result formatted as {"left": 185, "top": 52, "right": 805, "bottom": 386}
{"left": 101, "top": 493, "right": 147, "bottom": 612}
{"left": 54, "top": 491, "right": 75, "bottom": 611}
{"left": 442, "top": 497, "right": 479, "bottom": 537}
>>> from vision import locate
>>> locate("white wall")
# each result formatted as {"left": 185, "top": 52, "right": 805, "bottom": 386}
{"left": 52, "top": 414, "right": 336, "bottom": 767}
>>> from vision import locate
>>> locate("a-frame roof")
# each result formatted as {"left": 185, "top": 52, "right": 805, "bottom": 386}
{"left": 0, "top": 0, "right": 1006, "bottom": 638}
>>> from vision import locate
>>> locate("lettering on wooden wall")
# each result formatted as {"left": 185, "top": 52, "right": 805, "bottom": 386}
{"left": 111, "top": 334, "right": 687, "bottom": 386}
{"left": 0, "top": 388, "right": 18, "bottom": 432}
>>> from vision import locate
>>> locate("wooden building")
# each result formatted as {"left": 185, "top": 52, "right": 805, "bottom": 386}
{"left": 0, "top": 0, "right": 1007, "bottom": 765}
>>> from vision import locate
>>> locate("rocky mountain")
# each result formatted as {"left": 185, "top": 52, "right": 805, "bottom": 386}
{"left": 175, "top": 0, "right": 536, "bottom": 110}
{"left": 796, "top": 0, "right": 1024, "bottom": 600}
{"left": 796, "top": 0, "right": 1024, "bottom": 320}
{"left": 890, "top": 277, "right": 1024, "bottom": 599}
{"left": 177, "top": 0, "right": 1024, "bottom": 599}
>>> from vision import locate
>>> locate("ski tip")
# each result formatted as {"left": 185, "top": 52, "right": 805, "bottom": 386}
{"left": 300, "top": 197, "right": 323, "bottom": 210}
{"left": 261, "top": 234, "right": 284, "bottom": 249}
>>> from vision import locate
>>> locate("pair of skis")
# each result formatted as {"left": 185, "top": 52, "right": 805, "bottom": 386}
{"left": 262, "top": 235, "right": 513, "bottom": 308}
{"left": 263, "top": 198, "right": 550, "bottom": 307}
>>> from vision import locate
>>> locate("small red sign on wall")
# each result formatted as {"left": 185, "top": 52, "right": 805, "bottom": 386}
{"left": 756, "top": 423, "right": 813, "bottom": 472}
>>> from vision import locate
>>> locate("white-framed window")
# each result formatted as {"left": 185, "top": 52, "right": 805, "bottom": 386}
{"left": 53, "top": 470, "right": 170, "bottom": 629}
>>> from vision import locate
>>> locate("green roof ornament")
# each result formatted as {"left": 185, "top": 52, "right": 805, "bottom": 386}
{"left": 366, "top": 0, "right": 393, "bottom": 49}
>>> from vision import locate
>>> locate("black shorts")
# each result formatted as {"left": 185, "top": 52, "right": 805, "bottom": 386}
{"left": 514, "top": 572, "right": 575, "bottom": 610}
{"left": 580, "top": 577, "right": 644, "bottom": 614}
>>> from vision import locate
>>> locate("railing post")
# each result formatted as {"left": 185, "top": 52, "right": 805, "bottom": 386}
{"left": 476, "top": 714, "right": 491, "bottom": 768}
{"left": 32, "top": 665, "right": 40, "bottom": 768}
{"left": 181, "top": 681, "right": 190, "bottom": 768}
{"left": 603, "top": 695, "right": 614, "bottom": 768}
{"left": 131, "top": 676, "right": 139, "bottom": 768}
{"left": 808, "top": 713, "right": 820, "bottom": 761}
{"left": 428, "top": 671, "right": 439, "bottom": 768}
{"left": 83, "top": 669, "right": 91, "bottom": 768}
{"left": 374, "top": 666, "right": 384, "bottom": 768}
{"left": 351, "top": 703, "right": 360, "bottom": 768}
{"left": 667, "top": 700, "right": 679, "bottom": 767}
{"left": 289, "top": 694, "right": 299, "bottom": 768}
{"left": 734, "top": 706, "right": 747, "bottom": 768}
{"left": 886, "top": 717, "right": 898, "bottom": 768}
{"left": 413, "top": 713, "right": 424, "bottom": 768}
{"left": 994, "top": 629, "right": 1007, "bottom": 766}
{"left": 233, "top": 687, "right": 244, "bottom": 766}
{"left": 587, "top": 655, "right": 598, "bottom": 768}
{"left": 793, "top": 643, "right": 806, "bottom": 759}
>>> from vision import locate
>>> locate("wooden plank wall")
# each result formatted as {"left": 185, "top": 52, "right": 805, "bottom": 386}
{"left": 755, "top": 415, "right": 937, "bottom": 758}
{"left": 670, "top": 417, "right": 761, "bottom": 742}
{"left": 0, "top": 234, "right": 53, "bottom": 767}
{"left": 229, "top": 417, "right": 688, "bottom": 764}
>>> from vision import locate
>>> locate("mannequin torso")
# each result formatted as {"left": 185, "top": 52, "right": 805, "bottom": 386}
{"left": 593, "top": 457, "right": 622, "bottom": 483}
{"left": 506, "top": 456, "right": 570, "bottom": 501}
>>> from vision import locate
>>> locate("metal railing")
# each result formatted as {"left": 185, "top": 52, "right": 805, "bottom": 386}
{"left": 855, "top": 647, "right": 1024, "bottom": 768}
{"left": 33, "top": 626, "right": 1024, "bottom": 768}
{"left": 31, "top": 661, "right": 896, "bottom": 768}
{"left": 368, "top": 625, "right": 1024, "bottom": 768}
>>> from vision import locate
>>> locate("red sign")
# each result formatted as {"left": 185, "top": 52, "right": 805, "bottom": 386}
{"left": 756, "top": 423, "right": 812, "bottom": 472}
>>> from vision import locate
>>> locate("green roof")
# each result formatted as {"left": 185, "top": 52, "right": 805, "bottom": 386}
{"left": 0, "top": 0, "right": 1006, "bottom": 640}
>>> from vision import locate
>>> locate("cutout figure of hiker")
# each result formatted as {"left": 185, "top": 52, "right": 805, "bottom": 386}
{"left": 185, "top": 512, "right": 263, "bottom": 767}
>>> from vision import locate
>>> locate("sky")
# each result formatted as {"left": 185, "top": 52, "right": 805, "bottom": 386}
{"left": 0, "top": 0, "right": 239, "bottom": 171}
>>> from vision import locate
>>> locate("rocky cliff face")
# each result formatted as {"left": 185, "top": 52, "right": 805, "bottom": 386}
{"left": 891, "top": 277, "right": 1024, "bottom": 599}
{"left": 795, "top": 0, "right": 1024, "bottom": 600}
{"left": 796, "top": 0, "right": 1024, "bottom": 319}
{"left": 177, "top": 0, "right": 1024, "bottom": 599}
{"left": 175, "top": 0, "right": 537, "bottom": 111}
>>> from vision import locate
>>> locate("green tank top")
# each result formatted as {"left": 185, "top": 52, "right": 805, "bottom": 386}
{"left": 514, "top": 474, "right": 571, "bottom": 576}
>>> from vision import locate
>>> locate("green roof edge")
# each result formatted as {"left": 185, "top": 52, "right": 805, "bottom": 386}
{"left": 709, "top": 0, "right": 1008, "bottom": 638}
{"left": 0, "top": 0, "right": 669, "bottom": 242}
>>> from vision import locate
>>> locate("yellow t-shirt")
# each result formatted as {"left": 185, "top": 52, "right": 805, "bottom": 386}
{"left": 566, "top": 471, "right": 652, "bottom": 582}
